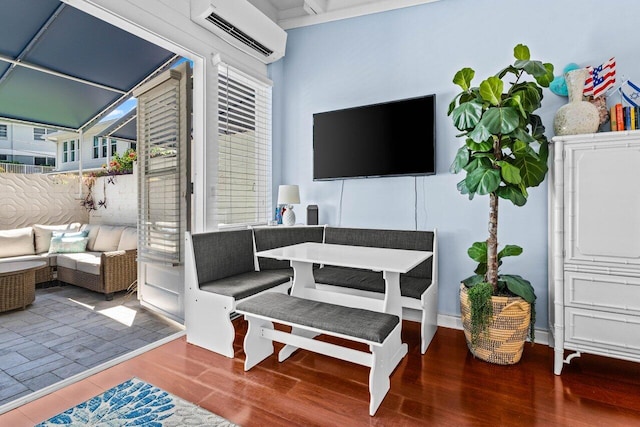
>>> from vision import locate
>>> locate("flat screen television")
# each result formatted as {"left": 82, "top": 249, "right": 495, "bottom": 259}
{"left": 313, "top": 94, "right": 436, "bottom": 181}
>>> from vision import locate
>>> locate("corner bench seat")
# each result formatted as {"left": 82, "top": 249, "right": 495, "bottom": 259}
{"left": 313, "top": 266, "right": 432, "bottom": 300}
{"left": 185, "top": 229, "right": 293, "bottom": 358}
{"left": 236, "top": 292, "right": 401, "bottom": 415}
{"left": 200, "top": 269, "right": 292, "bottom": 300}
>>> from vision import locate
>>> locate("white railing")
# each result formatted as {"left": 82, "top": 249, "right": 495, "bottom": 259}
{"left": 0, "top": 162, "right": 55, "bottom": 174}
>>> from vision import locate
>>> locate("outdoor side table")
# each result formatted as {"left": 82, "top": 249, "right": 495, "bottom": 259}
{"left": 0, "top": 260, "right": 47, "bottom": 312}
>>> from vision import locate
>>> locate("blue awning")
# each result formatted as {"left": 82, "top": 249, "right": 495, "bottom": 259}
{"left": 0, "top": 0, "right": 176, "bottom": 131}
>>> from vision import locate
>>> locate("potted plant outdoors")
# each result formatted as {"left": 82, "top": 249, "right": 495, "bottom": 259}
{"left": 448, "top": 44, "right": 554, "bottom": 365}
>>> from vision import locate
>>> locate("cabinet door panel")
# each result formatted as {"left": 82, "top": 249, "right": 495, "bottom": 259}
{"left": 565, "top": 271, "right": 640, "bottom": 315}
{"left": 565, "top": 307, "right": 640, "bottom": 352}
{"left": 565, "top": 143, "right": 640, "bottom": 265}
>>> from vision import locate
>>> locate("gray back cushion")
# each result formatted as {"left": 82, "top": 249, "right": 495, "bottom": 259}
{"left": 191, "top": 229, "right": 255, "bottom": 284}
{"left": 253, "top": 226, "right": 325, "bottom": 270}
{"left": 324, "top": 227, "right": 434, "bottom": 279}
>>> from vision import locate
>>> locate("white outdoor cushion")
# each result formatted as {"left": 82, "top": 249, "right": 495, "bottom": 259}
{"left": 33, "top": 224, "right": 78, "bottom": 253}
{"left": 117, "top": 227, "right": 137, "bottom": 251}
{"left": 0, "top": 227, "right": 35, "bottom": 258}
{"left": 56, "top": 252, "right": 101, "bottom": 270}
{"left": 76, "top": 257, "right": 101, "bottom": 275}
{"left": 92, "top": 225, "right": 125, "bottom": 252}
{"left": 80, "top": 224, "right": 101, "bottom": 251}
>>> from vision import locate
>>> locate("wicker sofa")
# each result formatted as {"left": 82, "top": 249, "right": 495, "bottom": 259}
{"left": 0, "top": 223, "right": 137, "bottom": 301}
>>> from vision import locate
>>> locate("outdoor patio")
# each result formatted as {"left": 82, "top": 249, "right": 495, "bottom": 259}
{"left": 0, "top": 284, "right": 183, "bottom": 407}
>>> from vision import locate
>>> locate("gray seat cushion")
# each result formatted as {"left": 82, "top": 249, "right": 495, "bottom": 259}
{"left": 253, "top": 226, "right": 325, "bottom": 270}
{"left": 324, "top": 227, "right": 434, "bottom": 279}
{"left": 200, "top": 270, "right": 291, "bottom": 300}
{"left": 236, "top": 292, "right": 399, "bottom": 344}
{"left": 313, "top": 266, "right": 431, "bottom": 299}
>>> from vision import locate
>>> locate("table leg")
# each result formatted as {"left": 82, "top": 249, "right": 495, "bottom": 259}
{"left": 281, "top": 261, "right": 317, "bottom": 360}
{"left": 382, "top": 271, "right": 407, "bottom": 362}
{"left": 290, "top": 260, "right": 315, "bottom": 298}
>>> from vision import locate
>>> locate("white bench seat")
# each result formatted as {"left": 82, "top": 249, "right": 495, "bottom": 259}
{"left": 236, "top": 292, "right": 401, "bottom": 416}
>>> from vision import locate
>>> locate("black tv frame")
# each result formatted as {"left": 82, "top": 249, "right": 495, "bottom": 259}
{"left": 312, "top": 94, "right": 436, "bottom": 181}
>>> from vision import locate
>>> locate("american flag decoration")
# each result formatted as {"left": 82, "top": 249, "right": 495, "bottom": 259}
{"left": 583, "top": 57, "right": 616, "bottom": 98}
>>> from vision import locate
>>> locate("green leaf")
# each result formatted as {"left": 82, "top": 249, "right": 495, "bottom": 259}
{"left": 514, "top": 59, "right": 549, "bottom": 78}
{"left": 498, "top": 244, "right": 523, "bottom": 259}
{"left": 504, "top": 93, "right": 526, "bottom": 118}
{"left": 452, "top": 101, "right": 483, "bottom": 130}
{"left": 534, "top": 62, "right": 554, "bottom": 87}
{"left": 479, "top": 76, "right": 503, "bottom": 106}
{"left": 510, "top": 127, "right": 536, "bottom": 144}
{"left": 474, "top": 262, "right": 487, "bottom": 275}
{"left": 466, "top": 166, "right": 501, "bottom": 195}
{"left": 496, "top": 185, "right": 527, "bottom": 206}
{"left": 529, "top": 114, "right": 546, "bottom": 138}
{"left": 462, "top": 274, "right": 485, "bottom": 288}
{"left": 448, "top": 93, "right": 462, "bottom": 116}
{"left": 500, "top": 274, "right": 536, "bottom": 303}
{"left": 481, "top": 107, "right": 519, "bottom": 135}
{"left": 513, "top": 44, "right": 530, "bottom": 61}
{"left": 539, "top": 139, "right": 549, "bottom": 163}
{"left": 497, "top": 161, "right": 522, "bottom": 184}
{"left": 513, "top": 150, "right": 548, "bottom": 188}
{"left": 466, "top": 138, "right": 493, "bottom": 152}
{"left": 453, "top": 68, "right": 475, "bottom": 91}
{"left": 511, "top": 82, "right": 542, "bottom": 113}
{"left": 468, "top": 241, "right": 488, "bottom": 263}
{"left": 450, "top": 147, "right": 470, "bottom": 174}
{"left": 467, "top": 122, "right": 492, "bottom": 143}
{"left": 457, "top": 178, "right": 474, "bottom": 200}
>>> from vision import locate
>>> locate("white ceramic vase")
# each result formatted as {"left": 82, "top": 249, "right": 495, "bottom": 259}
{"left": 553, "top": 68, "right": 600, "bottom": 136}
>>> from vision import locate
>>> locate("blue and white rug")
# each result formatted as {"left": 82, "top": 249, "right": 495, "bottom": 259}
{"left": 36, "top": 378, "right": 238, "bottom": 426}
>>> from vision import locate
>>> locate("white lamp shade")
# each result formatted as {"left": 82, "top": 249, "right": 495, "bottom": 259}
{"left": 277, "top": 185, "right": 300, "bottom": 205}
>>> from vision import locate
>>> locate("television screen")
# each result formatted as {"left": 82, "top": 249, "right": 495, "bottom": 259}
{"left": 313, "top": 95, "right": 436, "bottom": 180}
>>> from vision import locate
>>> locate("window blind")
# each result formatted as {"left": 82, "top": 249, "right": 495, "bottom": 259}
{"left": 135, "top": 66, "right": 189, "bottom": 266}
{"left": 216, "top": 64, "right": 272, "bottom": 227}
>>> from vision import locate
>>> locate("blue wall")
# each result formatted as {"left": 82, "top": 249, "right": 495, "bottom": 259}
{"left": 270, "top": 0, "right": 640, "bottom": 330}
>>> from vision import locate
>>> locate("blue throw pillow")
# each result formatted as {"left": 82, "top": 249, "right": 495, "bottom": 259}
{"left": 49, "top": 230, "right": 90, "bottom": 254}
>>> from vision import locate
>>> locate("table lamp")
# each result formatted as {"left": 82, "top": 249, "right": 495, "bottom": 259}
{"left": 277, "top": 185, "right": 300, "bottom": 226}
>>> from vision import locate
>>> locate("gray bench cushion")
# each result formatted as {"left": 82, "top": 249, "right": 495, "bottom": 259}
{"left": 200, "top": 270, "right": 291, "bottom": 300}
{"left": 192, "top": 229, "right": 255, "bottom": 283}
{"left": 236, "top": 292, "right": 399, "bottom": 344}
{"left": 253, "top": 226, "right": 325, "bottom": 270}
{"left": 313, "top": 266, "right": 431, "bottom": 299}
{"left": 324, "top": 227, "right": 434, "bottom": 279}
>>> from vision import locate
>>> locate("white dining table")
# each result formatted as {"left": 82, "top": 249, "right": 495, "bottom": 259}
{"left": 255, "top": 242, "right": 433, "bottom": 363}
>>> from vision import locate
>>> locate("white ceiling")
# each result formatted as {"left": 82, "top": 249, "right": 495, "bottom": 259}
{"left": 247, "top": 0, "right": 442, "bottom": 30}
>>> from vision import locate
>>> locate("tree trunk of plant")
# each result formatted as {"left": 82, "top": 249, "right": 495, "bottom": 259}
{"left": 487, "top": 192, "right": 499, "bottom": 293}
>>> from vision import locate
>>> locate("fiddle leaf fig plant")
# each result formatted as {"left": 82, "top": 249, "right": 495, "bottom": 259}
{"left": 448, "top": 44, "right": 554, "bottom": 343}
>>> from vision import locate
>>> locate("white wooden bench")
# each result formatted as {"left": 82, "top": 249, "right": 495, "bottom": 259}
{"left": 235, "top": 292, "right": 401, "bottom": 416}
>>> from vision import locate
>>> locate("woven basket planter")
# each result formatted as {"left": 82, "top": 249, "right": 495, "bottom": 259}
{"left": 459, "top": 284, "right": 531, "bottom": 365}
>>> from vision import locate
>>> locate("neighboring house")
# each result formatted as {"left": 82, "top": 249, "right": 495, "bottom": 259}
{"left": 47, "top": 119, "right": 136, "bottom": 173}
{"left": 0, "top": 120, "right": 56, "bottom": 166}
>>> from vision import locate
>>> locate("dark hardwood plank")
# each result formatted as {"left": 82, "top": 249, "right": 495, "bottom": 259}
{"left": 3, "top": 318, "right": 640, "bottom": 426}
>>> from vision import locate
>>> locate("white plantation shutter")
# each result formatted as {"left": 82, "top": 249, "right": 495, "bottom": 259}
{"left": 135, "top": 65, "right": 190, "bottom": 265}
{"left": 217, "top": 64, "right": 272, "bottom": 227}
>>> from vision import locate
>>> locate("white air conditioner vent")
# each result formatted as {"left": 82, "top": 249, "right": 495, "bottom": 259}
{"left": 191, "top": 0, "right": 287, "bottom": 64}
{"left": 205, "top": 12, "right": 273, "bottom": 57}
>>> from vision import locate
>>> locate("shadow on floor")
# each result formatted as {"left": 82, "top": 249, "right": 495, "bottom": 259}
{"left": 0, "top": 285, "right": 183, "bottom": 406}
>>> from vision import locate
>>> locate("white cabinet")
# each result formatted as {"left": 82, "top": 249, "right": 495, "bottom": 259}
{"left": 550, "top": 131, "right": 640, "bottom": 374}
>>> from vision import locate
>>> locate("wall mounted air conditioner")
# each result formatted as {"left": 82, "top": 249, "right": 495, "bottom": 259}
{"left": 190, "top": 0, "right": 287, "bottom": 64}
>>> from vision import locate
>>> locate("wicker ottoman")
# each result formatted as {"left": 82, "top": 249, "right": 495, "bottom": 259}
{"left": 0, "top": 260, "right": 47, "bottom": 312}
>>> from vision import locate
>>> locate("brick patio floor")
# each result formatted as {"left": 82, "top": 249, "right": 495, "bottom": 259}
{"left": 0, "top": 285, "right": 183, "bottom": 406}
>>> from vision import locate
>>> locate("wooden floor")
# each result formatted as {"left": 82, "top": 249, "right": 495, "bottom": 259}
{"left": 2, "top": 319, "right": 640, "bottom": 426}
